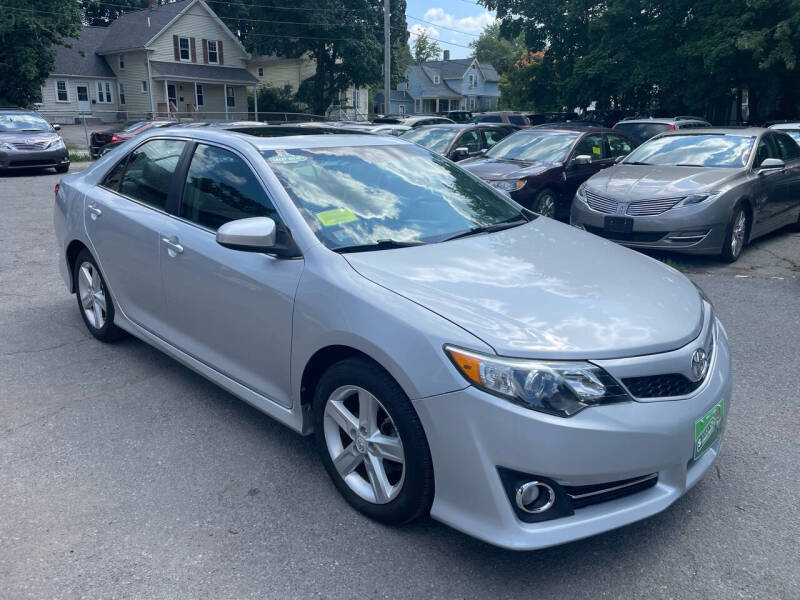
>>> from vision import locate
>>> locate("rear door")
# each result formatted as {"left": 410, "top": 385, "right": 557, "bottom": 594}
{"left": 84, "top": 138, "right": 187, "bottom": 335}
{"left": 771, "top": 132, "right": 800, "bottom": 225}
{"left": 158, "top": 142, "right": 303, "bottom": 407}
{"left": 751, "top": 133, "right": 789, "bottom": 233}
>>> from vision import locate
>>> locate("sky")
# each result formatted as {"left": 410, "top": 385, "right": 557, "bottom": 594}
{"left": 404, "top": 0, "right": 495, "bottom": 59}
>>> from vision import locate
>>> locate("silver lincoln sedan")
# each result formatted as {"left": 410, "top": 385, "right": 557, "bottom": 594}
{"left": 54, "top": 128, "right": 731, "bottom": 550}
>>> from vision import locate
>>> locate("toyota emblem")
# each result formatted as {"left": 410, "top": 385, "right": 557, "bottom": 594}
{"left": 691, "top": 348, "right": 709, "bottom": 381}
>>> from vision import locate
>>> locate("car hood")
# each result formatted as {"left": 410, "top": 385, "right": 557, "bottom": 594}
{"left": 460, "top": 157, "right": 560, "bottom": 180}
{"left": 344, "top": 218, "right": 703, "bottom": 359}
{"left": 0, "top": 131, "right": 59, "bottom": 144}
{"left": 587, "top": 164, "right": 742, "bottom": 200}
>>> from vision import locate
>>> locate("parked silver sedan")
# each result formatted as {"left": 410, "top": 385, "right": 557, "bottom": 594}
{"left": 571, "top": 128, "right": 800, "bottom": 261}
{"left": 54, "top": 128, "right": 731, "bottom": 550}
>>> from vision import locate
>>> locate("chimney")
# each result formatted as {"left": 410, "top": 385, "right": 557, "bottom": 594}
{"left": 443, "top": 50, "right": 450, "bottom": 61}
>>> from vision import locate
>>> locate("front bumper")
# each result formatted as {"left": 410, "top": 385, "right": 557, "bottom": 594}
{"left": 0, "top": 147, "right": 69, "bottom": 170}
{"left": 412, "top": 319, "right": 731, "bottom": 550}
{"left": 570, "top": 196, "right": 728, "bottom": 255}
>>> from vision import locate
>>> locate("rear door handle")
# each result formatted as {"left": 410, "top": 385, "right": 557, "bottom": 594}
{"left": 161, "top": 237, "right": 184, "bottom": 255}
{"left": 87, "top": 204, "right": 102, "bottom": 219}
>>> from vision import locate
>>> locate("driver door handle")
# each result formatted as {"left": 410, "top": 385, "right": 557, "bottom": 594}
{"left": 87, "top": 204, "right": 102, "bottom": 219}
{"left": 161, "top": 237, "right": 184, "bottom": 255}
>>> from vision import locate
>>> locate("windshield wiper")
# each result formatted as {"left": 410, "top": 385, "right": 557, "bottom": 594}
{"left": 439, "top": 217, "right": 529, "bottom": 243}
{"left": 331, "top": 239, "right": 426, "bottom": 253}
{"left": 675, "top": 163, "right": 704, "bottom": 167}
{"left": 623, "top": 161, "right": 651, "bottom": 165}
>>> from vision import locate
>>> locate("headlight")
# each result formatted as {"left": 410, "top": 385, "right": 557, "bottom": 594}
{"left": 490, "top": 179, "right": 526, "bottom": 192}
{"left": 445, "top": 345, "right": 630, "bottom": 417}
{"left": 576, "top": 182, "right": 587, "bottom": 202}
{"left": 681, "top": 193, "right": 718, "bottom": 206}
{"left": 0, "top": 142, "right": 14, "bottom": 151}
{"left": 50, "top": 138, "right": 66, "bottom": 150}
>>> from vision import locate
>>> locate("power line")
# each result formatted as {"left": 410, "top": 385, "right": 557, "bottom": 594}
{"left": 406, "top": 15, "right": 483, "bottom": 38}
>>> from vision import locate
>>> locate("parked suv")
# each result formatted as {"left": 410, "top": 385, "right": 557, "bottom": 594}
{"left": 0, "top": 108, "right": 69, "bottom": 173}
{"left": 460, "top": 125, "right": 638, "bottom": 218}
{"left": 401, "top": 123, "right": 517, "bottom": 161}
{"left": 473, "top": 111, "right": 531, "bottom": 127}
{"left": 571, "top": 128, "right": 800, "bottom": 261}
{"left": 612, "top": 116, "right": 711, "bottom": 143}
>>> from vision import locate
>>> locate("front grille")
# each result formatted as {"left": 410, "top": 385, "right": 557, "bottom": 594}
{"left": 626, "top": 197, "right": 682, "bottom": 216}
{"left": 623, "top": 373, "right": 702, "bottom": 398}
{"left": 585, "top": 189, "right": 618, "bottom": 214}
{"left": 10, "top": 141, "right": 50, "bottom": 151}
{"left": 564, "top": 474, "right": 658, "bottom": 509}
{"left": 9, "top": 159, "right": 56, "bottom": 167}
{"left": 585, "top": 225, "right": 666, "bottom": 243}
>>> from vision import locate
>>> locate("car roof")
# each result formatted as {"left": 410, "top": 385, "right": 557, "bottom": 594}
{"left": 616, "top": 117, "right": 709, "bottom": 124}
{"left": 655, "top": 127, "right": 768, "bottom": 137}
{"left": 410, "top": 123, "right": 512, "bottom": 131}
{"left": 769, "top": 122, "right": 800, "bottom": 129}
{"left": 526, "top": 124, "right": 616, "bottom": 134}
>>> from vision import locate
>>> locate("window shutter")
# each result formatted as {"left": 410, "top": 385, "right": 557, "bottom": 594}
{"left": 173, "top": 35, "right": 179, "bottom": 61}
{"left": 202, "top": 39, "right": 208, "bottom": 64}
{"left": 190, "top": 37, "right": 197, "bottom": 63}
{"left": 218, "top": 40, "right": 224, "bottom": 65}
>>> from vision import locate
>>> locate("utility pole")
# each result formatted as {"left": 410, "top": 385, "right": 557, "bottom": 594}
{"left": 383, "top": 0, "right": 391, "bottom": 116}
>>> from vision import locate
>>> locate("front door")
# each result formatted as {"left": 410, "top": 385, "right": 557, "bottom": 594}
{"left": 167, "top": 84, "right": 177, "bottom": 111}
{"left": 159, "top": 142, "right": 303, "bottom": 407}
{"left": 563, "top": 133, "right": 611, "bottom": 203}
{"left": 84, "top": 138, "right": 188, "bottom": 335}
{"left": 76, "top": 83, "right": 91, "bottom": 113}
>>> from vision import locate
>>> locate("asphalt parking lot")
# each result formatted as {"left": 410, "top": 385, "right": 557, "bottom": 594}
{"left": 1, "top": 166, "right": 798, "bottom": 599}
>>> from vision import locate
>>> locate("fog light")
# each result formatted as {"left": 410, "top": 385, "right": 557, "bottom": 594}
{"left": 515, "top": 481, "right": 556, "bottom": 514}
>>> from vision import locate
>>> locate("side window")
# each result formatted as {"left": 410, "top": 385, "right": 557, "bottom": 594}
{"left": 606, "top": 134, "right": 634, "bottom": 158}
{"left": 118, "top": 139, "right": 186, "bottom": 209}
{"left": 573, "top": 134, "right": 605, "bottom": 161}
{"left": 180, "top": 144, "right": 279, "bottom": 230}
{"left": 754, "top": 135, "right": 780, "bottom": 167}
{"left": 773, "top": 133, "right": 800, "bottom": 160}
{"left": 101, "top": 157, "right": 129, "bottom": 191}
{"left": 456, "top": 130, "right": 482, "bottom": 153}
{"left": 483, "top": 128, "right": 507, "bottom": 148}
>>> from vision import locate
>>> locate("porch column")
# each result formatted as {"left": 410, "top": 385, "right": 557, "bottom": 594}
{"left": 224, "top": 84, "right": 229, "bottom": 119}
{"left": 164, "top": 79, "right": 169, "bottom": 118}
{"left": 253, "top": 85, "right": 258, "bottom": 121}
{"left": 193, "top": 81, "right": 198, "bottom": 116}
{"left": 435, "top": 98, "right": 439, "bottom": 113}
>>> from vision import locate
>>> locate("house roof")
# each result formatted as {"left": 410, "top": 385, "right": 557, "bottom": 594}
{"left": 149, "top": 61, "right": 257, "bottom": 84}
{"left": 96, "top": 0, "right": 190, "bottom": 54}
{"left": 391, "top": 90, "right": 413, "bottom": 102}
{"left": 52, "top": 27, "right": 116, "bottom": 78}
{"left": 421, "top": 58, "right": 500, "bottom": 83}
{"left": 409, "top": 65, "right": 461, "bottom": 98}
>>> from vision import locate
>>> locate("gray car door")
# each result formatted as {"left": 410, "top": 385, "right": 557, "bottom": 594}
{"left": 84, "top": 138, "right": 187, "bottom": 335}
{"left": 158, "top": 142, "right": 303, "bottom": 408}
{"left": 771, "top": 132, "right": 800, "bottom": 225}
{"left": 751, "top": 134, "right": 790, "bottom": 234}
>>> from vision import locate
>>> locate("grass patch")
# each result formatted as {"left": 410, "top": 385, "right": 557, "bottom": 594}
{"left": 658, "top": 256, "right": 688, "bottom": 272}
{"left": 68, "top": 149, "right": 91, "bottom": 162}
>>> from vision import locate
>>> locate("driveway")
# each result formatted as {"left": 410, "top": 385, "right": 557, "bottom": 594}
{"left": 1, "top": 166, "right": 798, "bottom": 599}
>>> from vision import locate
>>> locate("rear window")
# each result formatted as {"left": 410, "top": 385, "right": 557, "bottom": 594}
{"left": 508, "top": 115, "right": 529, "bottom": 126}
{"left": 475, "top": 115, "right": 502, "bottom": 123}
{"left": 613, "top": 122, "right": 671, "bottom": 141}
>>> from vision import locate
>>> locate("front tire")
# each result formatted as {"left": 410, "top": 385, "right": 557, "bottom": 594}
{"left": 533, "top": 188, "right": 558, "bottom": 219}
{"left": 720, "top": 203, "right": 748, "bottom": 262}
{"left": 72, "top": 249, "right": 126, "bottom": 342}
{"left": 313, "top": 357, "right": 434, "bottom": 525}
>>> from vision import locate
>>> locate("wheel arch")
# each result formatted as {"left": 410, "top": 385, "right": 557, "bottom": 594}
{"left": 65, "top": 239, "right": 90, "bottom": 293}
{"left": 735, "top": 196, "right": 755, "bottom": 242}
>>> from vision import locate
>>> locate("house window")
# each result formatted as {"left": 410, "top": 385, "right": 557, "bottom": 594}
{"left": 207, "top": 40, "right": 218, "bottom": 64}
{"left": 179, "top": 37, "right": 190, "bottom": 61}
{"left": 257, "top": 66, "right": 263, "bottom": 77}
{"left": 141, "top": 80, "right": 148, "bottom": 92}
{"left": 469, "top": 96, "right": 476, "bottom": 109}
{"left": 226, "top": 86, "right": 235, "bottom": 107}
{"left": 196, "top": 84, "right": 204, "bottom": 107}
{"left": 118, "top": 83, "right": 125, "bottom": 105}
{"left": 55, "top": 80, "right": 69, "bottom": 102}
{"left": 433, "top": 74, "right": 440, "bottom": 84}
{"left": 119, "top": 54, "right": 125, "bottom": 70}
{"left": 96, "top": 81, "right": 113, "bottom": 103}
{"left": 398, "top": 104, "right": 406, "bottom": 115}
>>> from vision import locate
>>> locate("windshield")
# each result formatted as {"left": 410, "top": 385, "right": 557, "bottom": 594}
{"left": 0, "top": 113, "right": 52, "bottom": 132}
{"left": 623, "top": 134, "right": 755, "bottom": 168}
{"left": 262, "top": 144, "right": 524, "bottom": 250}
{"left": 485, "top": 131, "right": 578, "bottom": 162}
{"left": 401, "top": 127, "right": 458, "bottom": 154}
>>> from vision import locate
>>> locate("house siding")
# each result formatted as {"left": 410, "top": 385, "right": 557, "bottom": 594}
{"left": 247, "top": 57, "right": 316, "bottom": 93}
{"left": 148, "top": 3, "right": 248, "bottom": 67}
{"left": 39, "top": 76, "right": 119, "bottom": 122}
{"left": 108, "top": 51, "right": 152, "bottom": 115}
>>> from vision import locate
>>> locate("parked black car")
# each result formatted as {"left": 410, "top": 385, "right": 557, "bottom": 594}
{"left": 401, "top": 124, "right": 518, "bottom": 161}
{"left": 89, "top": 120, "right": 175, "bottom": 158}
{"left": 460, "top": 125, "right": 638, "bottom": 219}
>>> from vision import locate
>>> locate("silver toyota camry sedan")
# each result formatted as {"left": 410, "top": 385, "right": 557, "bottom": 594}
{"left": 54, "top": 128, "right": 731, "bottom": 550}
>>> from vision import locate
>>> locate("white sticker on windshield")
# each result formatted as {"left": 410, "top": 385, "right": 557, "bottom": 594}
{"left": 267, "top": 149, "right": 307, "bottom": 164}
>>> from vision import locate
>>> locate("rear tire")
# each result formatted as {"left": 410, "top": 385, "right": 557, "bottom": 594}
{"left": 313, "top": 357, "right": 434, "bottom": 525}
{"left": 72, "top": 249, "right": 126, "bottom": 342}
{"left": 719, "top": 203, "right": 749, "bottom": 262}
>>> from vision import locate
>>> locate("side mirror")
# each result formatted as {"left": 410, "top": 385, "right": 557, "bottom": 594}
{"left": 52, "top": 123, "right": 61, "bottom": 132}
{"left": 479, "top": 148, "right": 488, "bottom": 154}
{"left": 572, "top": 154, "right": 592, "bottom": 166}
{"left": 451, "top": 146, "right": 469, "bottom": 160}
{"left": 216, "top": 217, "right": 277, "bottom": 252}
{"left": 758, "top": 158, "right": 785, "bottom": 173}
{"left": 614, "top": 155, "right": 625, "bottom": 164}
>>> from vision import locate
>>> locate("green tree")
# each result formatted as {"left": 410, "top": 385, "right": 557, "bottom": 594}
{"left": 412, "top": 30, "right": 441, "bottom": 63}
{"left": 469, "top": 22, "right": 523, "bottom": 76}
{"left": 79, "top": 0, "right": 148, "bottom": 26}
{"left": 0, "top": 0, "right": 82, "bottom": 107}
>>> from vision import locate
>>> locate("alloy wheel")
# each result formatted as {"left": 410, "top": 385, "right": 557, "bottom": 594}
{"left": 731, "top": 209, "right": 746, "bottom": 258}
{"left": 537, "top": 193, "right": 557, "bottom": 218}
{"left": 77, "top": 261, "right": 107, "bottom": 329}
{"left": 322, "top": 385, "right": 405, "bottom": 504}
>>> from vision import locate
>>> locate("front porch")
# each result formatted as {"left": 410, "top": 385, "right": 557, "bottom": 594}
{"left": 417, "top": 97, "right": 461, "bottom": 114}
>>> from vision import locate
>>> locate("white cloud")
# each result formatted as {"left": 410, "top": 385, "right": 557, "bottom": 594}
{"left": 409, "top": 23, "right": 440, "bottom": 39}
{"left": 421, "top": 8, "right": 495, "bottom": 34}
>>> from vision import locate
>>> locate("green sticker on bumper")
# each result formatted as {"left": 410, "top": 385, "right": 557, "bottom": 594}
{"left": 694, "top": 399, "right": 724, "bottom": 460}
